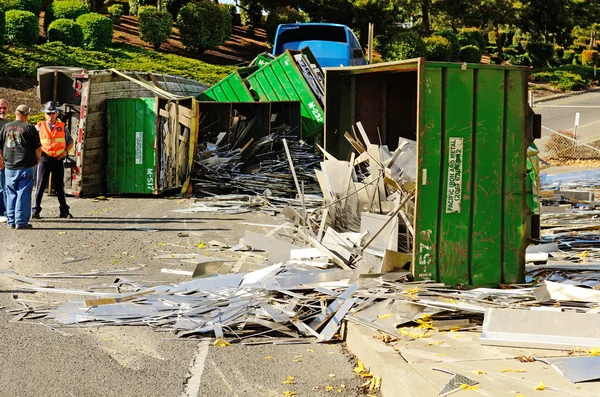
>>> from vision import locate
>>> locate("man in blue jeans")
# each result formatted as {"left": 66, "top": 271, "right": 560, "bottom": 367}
{"left": 0, "top": 105, "right": 42, "bottom": 229}
{"left": 0, "top": 99, "right": 9, "bottom": 222}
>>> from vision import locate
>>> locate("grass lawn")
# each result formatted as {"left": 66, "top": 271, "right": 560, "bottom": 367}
{"left": 0, "top": 42, "right": 236, "bottom": 85}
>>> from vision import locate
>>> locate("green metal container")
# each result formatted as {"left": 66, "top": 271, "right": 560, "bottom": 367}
{"left": 325, "top": 59, "right": 539, "bottom": 287}
{"left": 106, "top": 97, "right": 158, "bottom": 194}
{"left": 247, "top": 49, "right": 324, "bottom": 138}
{"left": 198, "top": 70, "right": 255, "bottom": 102}
{"left": 251, "top": 53, "right": 275, "bottom": 68}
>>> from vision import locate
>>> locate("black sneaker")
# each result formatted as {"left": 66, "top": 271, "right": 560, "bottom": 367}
{"left": 31, "top": 213, "right": 41, "bottom": 219}
{"left": 16, "top": 224, "right": 33, "bottom": 230}
{"left": 59, "top": 213, "right": 73, "bottom": 219}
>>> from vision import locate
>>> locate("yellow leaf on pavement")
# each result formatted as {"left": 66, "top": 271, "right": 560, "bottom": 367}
{"left": 586, "top": 348, "right": 600, "bottom": 356}
{"left": 213, "top": 338, "right": 230, "bottom": 347}
{"left": 325, "top": 385, "right": 333, "bottom": 391}
{"left": 534, "top": 382, "right": 546, "bottom": 391}
{"left": 377, "top": 313, "right": 392, "bottom": 320}
{"left": 265, "top": 356, "right": 274, "bottom": 360}
{"left": 283, "top": 392, "right": 296, "bottom": 396}
{"left": 471, "top": 370, "right": 486, "bottom": 375}
{"left": 459, "top": 384, "right": 479, "bottom": 391}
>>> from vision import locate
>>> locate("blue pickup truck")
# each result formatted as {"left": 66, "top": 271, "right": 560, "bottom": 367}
{"left": 272, "top": 23, "right": 368, "bottom": 68}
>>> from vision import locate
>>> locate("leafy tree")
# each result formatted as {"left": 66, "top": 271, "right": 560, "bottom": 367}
{"left": 518, "top": 0, "right": 576, "bottom": 45}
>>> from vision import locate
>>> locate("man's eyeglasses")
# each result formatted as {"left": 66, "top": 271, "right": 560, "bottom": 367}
{"left": 47, "top": 112, "right": 56, "bottom": 115}
{"left": 0, "top": 107, "right": 7, "bottom": 110}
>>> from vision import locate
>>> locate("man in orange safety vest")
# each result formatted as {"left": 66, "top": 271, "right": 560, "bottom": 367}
{"left": 32, "top": 101, "right": 74, "bottom": 219}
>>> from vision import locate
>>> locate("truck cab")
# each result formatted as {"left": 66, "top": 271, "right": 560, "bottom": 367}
{"left": 272, "top": 23, "right": 367, "bottom": 68}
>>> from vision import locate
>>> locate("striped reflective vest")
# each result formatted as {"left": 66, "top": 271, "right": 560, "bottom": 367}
{"left": 37, "top": 121, "right": 67, "bottom": 157}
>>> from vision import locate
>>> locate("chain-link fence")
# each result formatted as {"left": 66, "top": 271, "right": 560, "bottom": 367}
{"left": 532, "top": 90, "right": 600, "bottom": 166}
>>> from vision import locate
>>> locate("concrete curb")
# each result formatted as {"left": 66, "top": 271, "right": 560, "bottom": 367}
{"left": 344, "top": 322, "right": 438, "bottom": 397}
{"left": 533, "top": 86, "right": 600, "bottom": 104}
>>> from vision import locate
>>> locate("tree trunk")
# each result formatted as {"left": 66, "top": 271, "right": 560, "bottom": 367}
{"left": 421, "top": 0, "right": 430, "bottom": 36}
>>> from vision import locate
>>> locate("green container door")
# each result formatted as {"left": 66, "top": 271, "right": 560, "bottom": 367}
{"left": 198, "top": 72, "right": 255, "bottom": 102}
{"left": 414, "top": 63, "right": 532, "bottom": 287}
{"left": 106, "top": 97, "right": 157, "bottom": 194}
{"left": 247, "top": 50, "right": 324, "bottom": 138}
{"left": 324, "top": 60, "right": 533, "bottom": 287}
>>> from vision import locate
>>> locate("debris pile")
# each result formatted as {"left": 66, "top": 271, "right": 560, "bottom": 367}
{"left": 191, "top": 109, "right": 321, "bottom": 197}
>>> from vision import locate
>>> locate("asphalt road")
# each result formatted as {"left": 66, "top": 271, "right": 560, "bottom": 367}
{"left": 533, "top": 91, "right": 600, "bottom": 157}
{"left": 0, "top": 196, "right": 372, "bottom": 397}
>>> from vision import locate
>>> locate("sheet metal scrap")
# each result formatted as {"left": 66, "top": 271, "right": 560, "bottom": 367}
{"left": 191, "top": 114, "right": 321, "bottom": 198}
{"left": 432, "top": 368, "right": 478, "bottom": 396}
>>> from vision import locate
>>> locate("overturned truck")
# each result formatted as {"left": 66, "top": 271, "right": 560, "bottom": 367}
{"left": 37, "top": 67, "right": 208, "bottom": 197}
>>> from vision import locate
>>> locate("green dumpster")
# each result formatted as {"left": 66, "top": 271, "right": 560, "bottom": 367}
{"left": 247, "top": 48, "right": 324, "bottom": 138}
{"left": 106, "top": 97, "right": 158, "bottom": 194}
{"left": 198, "top": 67, "right": 257, "bottom": 102}
{"left": 325, "top": 59, "right": 540, "bottom": 287}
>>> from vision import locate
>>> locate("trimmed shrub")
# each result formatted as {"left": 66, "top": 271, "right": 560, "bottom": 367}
{"left": 47, "top": 18, "right": 82, "bottom": 46}
{"left": 219, "top": 3, "right": 234, "bottom": 42}
{"left": 177, "top": 0, "right": 224, "bottom": 53}
{"left": 490, "top": 55, "right": 502, "bottom": 64}
{"left": 382, "top": 31, "right": 426, "bottom": 61}
{"left": 138, "top": 6, "right": 172, "bottom": 49}
{"left": 0, "top": 9, "right": 5, "bottom": 46}
{"left": 107, "top": 4, "right": 123, "bottom": 25}
{"left": 76, "top": 12, "right": 112, "bottom": 50}
{"left": 128, "top": 0, "right": 139, "bottom": 15}
{"left": 9, "top": 0, "right": 41, "bottom": 14}
{"left": 46, "top": 0, "right": 89, "bottom": 28}
{"left": 436, "top": 29, "right": 460, "bottom": 61}
{"left": 563, "top": 49, "right": 576, "bottom": 63}
{"left": 424, "top": 35, "right": 451, "bottom": 61}
{"left": 240, "top": 0, "right": 262, "bottom": 29}
{"left": 582, "top": 50, "right": 599, "bottom": 66}
{"left": 526, "top": 42, "right": 554, "bottom": 67}
{"left": 459, "top": 45, "right": 482, "bottom": 63}
{"left": 265, "top": 6, "right": 308, "bottom": 44}
{"left": 508, "top": 54, "right": 531, "bottom": 66}
{"left": 5, "top": 9, "right": 38, "bottom": 46}
{"left": 457, "top": 27, "right": 486, "bottom": 50}
{"left": 555, "top": 46, "right": 564, "bottom": 59}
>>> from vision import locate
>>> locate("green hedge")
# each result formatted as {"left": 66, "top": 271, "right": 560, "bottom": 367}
{"left": 0, "top": 42, "right": 234, "bottom": 85}
{"left": 46, "top": 0, "right": 89, "bottom": 28}
{"left": 5, "top": 9, "right": 38, "bottom": 46}
{"left": 424, "top": 35, "right": 451, "bottom": 61}
{"left": 47, "top": 18, "right": 82, "bottom": 47}
{"left": 457, "top": 28, "right": 486, "bottom": 50}
{"left": 382, "top": 31, "right": 426, "bottom": 61}
{"left": 436, "top": 29, "right": 460, "bottom": 61}
{"left": 459, "top": 45, "right": 482, "bottom": 63}
{"left": 0, "top": 9, "right": 5, "bottom": 47}
{"left": 6, "top": 0, "right": 41, "bottom": 14}
{"left": 265, "top": 6, "right": 308, "bottom": 44}
{"left": 177, "top": 0, "right": 224, "bottom": 53}
{"left": 138, "top": 6, "right": 172, "bottom": 49}
{"left": 526, "top": 42, "right": 554, "bottom": 68}
{"left": 107, "top": 4, "right": 122, "bottom": 25}
{"left": 76, "top": 12, "right": 112, "bottom": 50}
{"left": 219, "top": 3, "right": 234, "bottom": 42}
